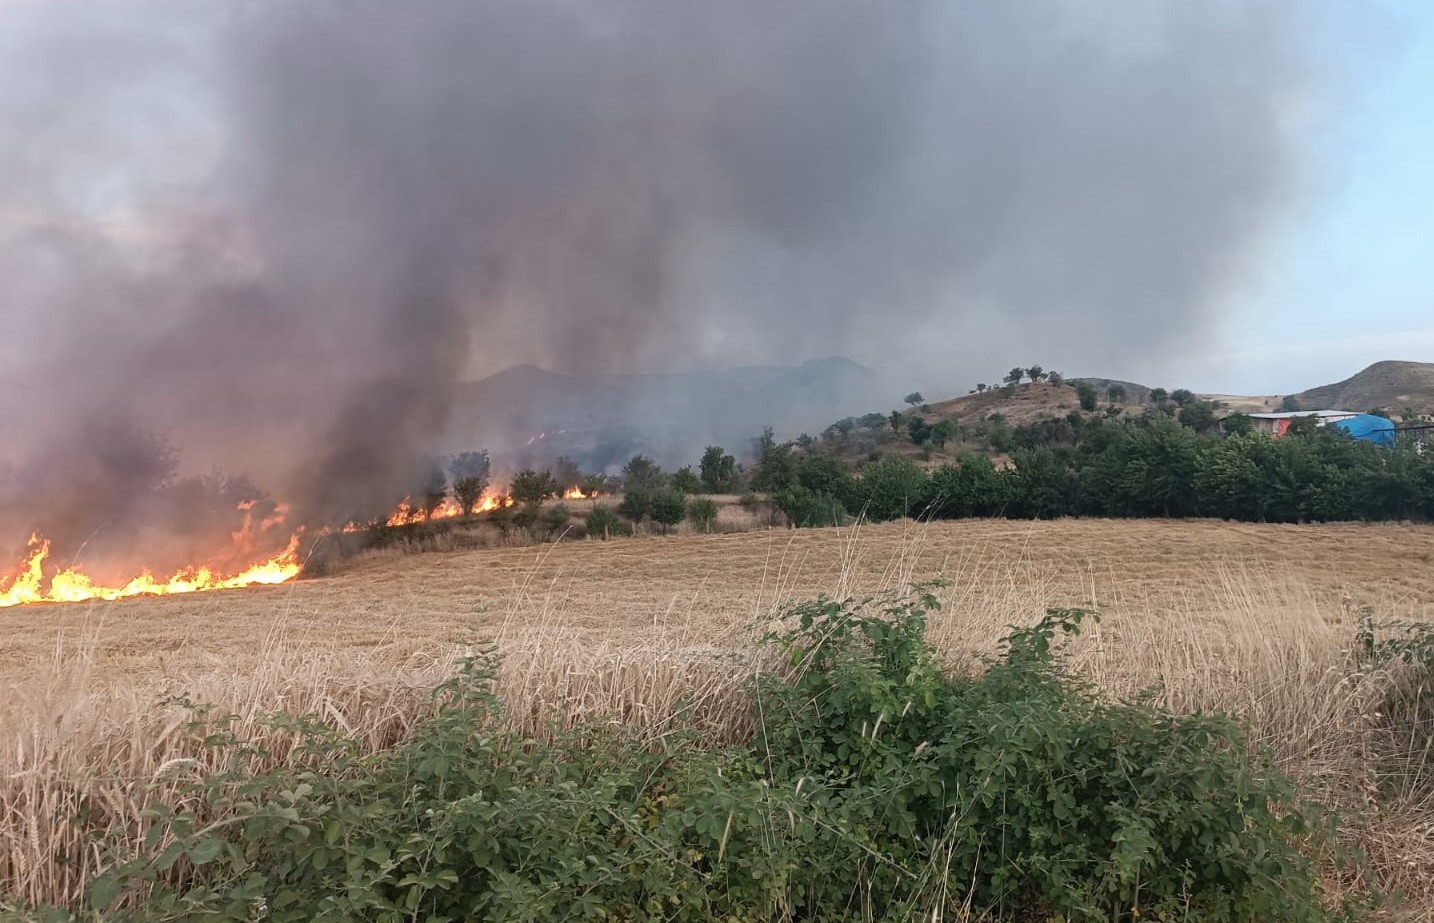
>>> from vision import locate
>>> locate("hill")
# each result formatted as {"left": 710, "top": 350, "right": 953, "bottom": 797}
{"left": 1288, "top": 360, "right": 1434, "bottom": 415}
{"left": 444, "top": 357, "right": 877, "bottom": 471}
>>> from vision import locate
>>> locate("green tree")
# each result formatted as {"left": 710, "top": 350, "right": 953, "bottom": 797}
{"left": 888, "top": 410, "right": 904, "bottom": 433}
{"left": 856, "top": 455, "right": 929, "bottom": 521}
{"left": 1046, "top": 371, "right": 1064, "bottom": 388}
{"left": 698, "top": 445, "right": 739, "bottom": 493}
{"left": 1025, "top": 365, "right": 1045, "bottom": 383}
{"left": 922, "top": 454, "right": 1008, "bottom": 518}
{"left": 903, "top": 391, "right": 924, "bottom": 407}
{"left": 1170, "top": 388, "right": 1197, "bottom": 407}
{"left": 1074, "top": 381, "right": 1098, "bottom": 412}
{"left": 622, "top": 455, "right": 664, "bottom": 491}
{"left": 671, "top": 466, "right": 702, "bottom": 494}
{"left": 1150, "top": 387, "right": 1169, "bottom": 407}
{"left": 617, "top": 489, "right": 654, "bottom": 524}
{"left": 1106, "top": 384, "right": 1127, "bottom": 403}
{"left": 907, "top": 416, "right": 933, "bottom": 445}
{"left": 928, "top": 419, "right": 958, "bottom": 449}
{"left": 1177, "top": 402, "right": 1219, "bottom": 433}
{"left": 650, "top": 488, "right": 688, "bottom": 533}
{"left": 686, "top": 497, "right": 719, "bottom": 532}
{"left": 975, "top": 382, "right": 988, "bottom": 394}
{"left": 1222, "top": 412, "right": 1255, "bottom": 435}
{"left": 448, "top": 451, "right": 492, "bottom": 515}
{"left": 509, "top": 469, "right": 559, "bottom": 506}
{"left": 584, "top": 505, "right": 631, "bottom": 538}
{"left": 1005, "top": 367, "right": 1024, "bottom": 387}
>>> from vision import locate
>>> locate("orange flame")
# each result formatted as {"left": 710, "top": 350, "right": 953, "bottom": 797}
{"left": 0, "top": 533, "right": 302, "bottom": 609}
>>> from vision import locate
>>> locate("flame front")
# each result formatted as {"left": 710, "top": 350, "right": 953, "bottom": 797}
{"left": 0, "top": 533, "right": 302, "bottom": 609}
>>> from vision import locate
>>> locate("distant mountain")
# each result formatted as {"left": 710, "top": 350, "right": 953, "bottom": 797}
{"left": 1288, "top": 361, "right": 1434, "bottom": 414}
{"left": 444, "top": 357, "right": 878, "bottom": 471}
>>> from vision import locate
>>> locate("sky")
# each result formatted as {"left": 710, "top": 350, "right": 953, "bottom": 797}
{"left": 1166, "top": 0, "right": 1434, "bottom": 394}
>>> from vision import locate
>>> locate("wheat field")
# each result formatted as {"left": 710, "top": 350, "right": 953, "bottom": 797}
{"left": 4, "top": 518, "right": 1434, "bottom": 916}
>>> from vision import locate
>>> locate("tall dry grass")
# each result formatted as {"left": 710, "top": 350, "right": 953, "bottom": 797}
{"left": 3, "top": 521, "right": 1433, "bottom": 917}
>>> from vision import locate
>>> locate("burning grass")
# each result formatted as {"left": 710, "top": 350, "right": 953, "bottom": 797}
{"left": 3, "top": 519, "right": 1434, "bottom": 917}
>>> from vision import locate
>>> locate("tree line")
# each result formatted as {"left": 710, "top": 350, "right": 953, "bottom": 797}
{"left": 756, "top": 413, "right": 1434, "bottom": 526}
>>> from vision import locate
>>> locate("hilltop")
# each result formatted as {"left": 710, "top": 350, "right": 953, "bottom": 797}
{"left": 444, "top": 356, "right": 877, "bottom": 471}
{"left": 1288, "top": 360, "right": 1434, "bottom": 415}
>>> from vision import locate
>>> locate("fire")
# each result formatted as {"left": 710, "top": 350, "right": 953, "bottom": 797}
{"left": 563, "top": 486, "right": 593, "bottom": 500}
{"left": 377, "top": 490, "right": 509, "bottom": 528}
{"left": 0, "top": 533, "right": 302, "bottom": 609}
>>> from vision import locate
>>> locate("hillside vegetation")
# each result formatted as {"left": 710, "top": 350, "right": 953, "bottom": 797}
{"left": 1290, "top": 360, "right": 1434, "bottom": 415}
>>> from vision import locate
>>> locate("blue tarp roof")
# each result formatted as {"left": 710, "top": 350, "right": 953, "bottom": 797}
{"left": 1332, "top": 413, "right": 1398, "bottom": 447}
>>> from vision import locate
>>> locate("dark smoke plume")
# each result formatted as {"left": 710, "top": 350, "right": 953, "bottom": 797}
{"left": 0, "top": 1, "right": 1310, "bottom": 563}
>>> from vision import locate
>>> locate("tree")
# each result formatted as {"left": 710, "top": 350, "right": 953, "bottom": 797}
{"left": 750, "top": 442, "right": 798, "bottom": 493}
{"left": 671, "top": 466, "right": 702, "bottom": 494}
{"left": 698, "top": 445, "right": 738, "bottom": 493}
{"left": 976, "top": 383, "right": 988, "bottom": 394}
{"left": 584, "top": 506, "right": 631, "bottom": 539}
{"left": 1075, "top": 382, "right": 1098, "bottom": 412}
{"left": 1046, "top": 371, "right": 1064, "bottom": 388}
{"left": 535, "top": 503, "right": 571, "bottom": 540}
{"left": 650, "top": 488, "right": 688, "bottom": 533}
{"left": 419, "top": 461, "right": 448, "bottom": 519}
{"left": 904, "top": 391, "right": 924, "bottom": 407}
{"left": 622, "top": 455, "right": 664, "bottom": 491}
{"left": 618, "top": 489, "right": 655, "bottom": 524}
{"left": 1106, "top": 384, "right": 1127, "bottom": 403}
{"left": 1222, "top": 413, "right": 1255, "bottom": 436}
{"left": 928, "top": 419, "right": 958, "bottom": 449}
{"left": 686, "top": 497, "right": 719, "bottom": 532}
{"left": 1170, "top": 388, "right": 1197, "bottom": 407}
{"left": 1177, "top": 402, "right": 1219, "bottom": 433}
{"left": 1025, "top": 365, "right": 1045, "bottom": 383}
{"left": 509, "top": 469, "right": 559, "bottom": 506}
{"left": 889, "top": 410, "right": 904, "bottom": 434}
{"left": 579, "top": 473, "right": 607, "bottom": 497}
{"left": 448, "top": 451, "right": 491, "bottom": 515}
{"left": 1005, "top": 367, "right": 1024, "bottom": 387}
{"left": 907, "top": 416, "right": 933, "bottom": 446}
{"left": 856, "top": 455, "right": 929, "bottom": 522}
{"left": 552, "top": 456, "right": 583, "bottom": 491}
{"left": 1150, "top": 388, "right": 1170, "bottom": 408}
{"left": 1280, "top": 395, "right": 1302, "bottom": 412}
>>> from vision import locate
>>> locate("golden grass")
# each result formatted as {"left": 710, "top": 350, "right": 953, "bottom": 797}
{"left": 4, "top": 518, "right": 1434, "bottom": 916}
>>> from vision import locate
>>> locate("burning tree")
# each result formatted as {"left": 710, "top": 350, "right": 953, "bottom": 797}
{"left": 448, "top": 451, "right": 491, "bottom": 515}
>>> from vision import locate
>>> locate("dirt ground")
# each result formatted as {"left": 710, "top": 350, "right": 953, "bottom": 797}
{"left": 4, "top": 518, "right": 1432, "bottom": 689}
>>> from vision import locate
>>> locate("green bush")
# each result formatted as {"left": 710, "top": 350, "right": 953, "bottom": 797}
{"left": 64, "top": 589, "right": 1363, "bottom": 923}
{"left": 584, "top": 506, "right": 631, "bottom": 539}
{"left": 685, "top": 497, "right": 718, "bottom": 532}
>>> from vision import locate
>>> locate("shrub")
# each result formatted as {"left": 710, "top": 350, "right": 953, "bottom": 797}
{"left": 685, "top": 497, "right": 718, "bottom": 532}
{"left": 649, "top": 488, "right": 687, "bottom": 533}
{"left": 855, "top": 455, "right": 928, "bottom": 521}
{"left": 84, "top": 589, "right": 1359, "bottom": 923}
{"left": 583, "top": 505, "right": 631, "bottom": 539}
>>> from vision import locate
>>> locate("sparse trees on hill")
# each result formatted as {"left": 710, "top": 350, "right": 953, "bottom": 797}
{"left": 448, "top": 451, "right": 491, "bottom": 515}
{"left": 1026, "top": 365, "right": 1045, "bottom": 383}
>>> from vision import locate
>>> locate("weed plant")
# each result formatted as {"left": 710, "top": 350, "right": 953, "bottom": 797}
{"left": 14, "top": 588, "right": 1369, "bottom": 922}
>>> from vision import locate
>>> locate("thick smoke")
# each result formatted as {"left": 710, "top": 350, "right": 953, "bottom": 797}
{"left": 0, "top": 1, "right": 1308, "bottom": 563}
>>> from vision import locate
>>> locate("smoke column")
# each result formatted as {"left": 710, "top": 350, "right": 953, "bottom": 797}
{"left": 0, "top": 1, "right": 1310, "bottom": 559}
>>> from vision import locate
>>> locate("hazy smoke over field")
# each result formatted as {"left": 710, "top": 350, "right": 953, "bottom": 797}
{"left": 0, "top": 1, "right": 1309, "bottom": 560}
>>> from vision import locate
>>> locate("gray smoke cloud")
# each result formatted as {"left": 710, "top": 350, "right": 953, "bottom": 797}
{"left": 0, "top": 1, "right": 1310, "bottom": 563}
